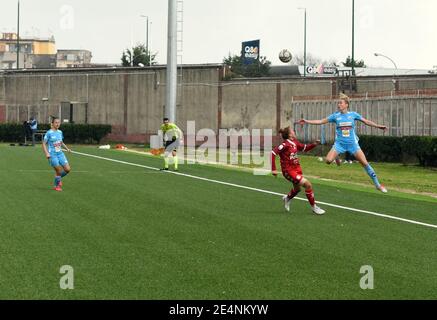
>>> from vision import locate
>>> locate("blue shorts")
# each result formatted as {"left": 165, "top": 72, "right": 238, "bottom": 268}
{"left": 333, "top": 142, "right": 361, "bottom": 155}
{"left": 49, "top": 152, "right": 69, "bottom": 167}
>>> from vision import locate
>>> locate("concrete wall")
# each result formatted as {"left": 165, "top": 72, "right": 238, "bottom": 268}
{"left": 1, "top": 66, "right": 437, "bottom": 143}
{"left": 220, "top": 79, "right": 333, "bottom": 134}
{"left": 355, "top": 78, "right": 395, "bottom": 93}
{"left": 0, "top": 75, "right": 5, "bottom": 122}
{"left": 221, "top": 82, "right": 277, "bottom": 130}
{"left": 0, "top": 75, "right": 5, "bottom": 103}
{"left": 0, "top": 66, "right": 221, "bottom": 141}
{"left": 399, "top": 78, "right": 437, "bottom": 91}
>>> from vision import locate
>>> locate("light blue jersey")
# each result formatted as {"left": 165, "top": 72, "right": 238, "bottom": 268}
{"left": 44, "top": 129, "right": 69, "bottom": 167}
{"left": 44, "top": 129, "right": 64, "bottom": 154}
{"left": 327, "top": 111, "right": 363, "bottom": 155}
{"left": 328, "top": 111, "right": 362, "bottom": 145}
{"left": 326, "top": 111, "right": 384, "bottom": 189}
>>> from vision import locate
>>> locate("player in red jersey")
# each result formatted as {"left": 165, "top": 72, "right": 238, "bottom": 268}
{"left": 271, "top": 126, "right": 326, "bottom": 215}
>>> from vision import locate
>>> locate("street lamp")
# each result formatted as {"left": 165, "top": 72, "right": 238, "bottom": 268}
{"left": 140, "top": 15, "right": 150, "bottom": 65}
{"left": 298, "top": 7, "right": 307, "bottom": 77}
{"left": 374, "top": 53, "right": 398, "bottom": 69}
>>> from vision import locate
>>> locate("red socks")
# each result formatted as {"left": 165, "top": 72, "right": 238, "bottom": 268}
{"left": 288, "top": 188, "right": 317, "bottom": 207}
{"left": 287, "top": 188, "right": 300, "bottom": 200}
{"left": 305, "top": 189, "right": 316, "bottom": 207}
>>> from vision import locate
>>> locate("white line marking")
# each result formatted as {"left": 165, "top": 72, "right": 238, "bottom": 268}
{"left": 13, "top": 170, "right": 90, "bottom": 173}
{"left": 71, "top": 150, "right": 437, "bottom": 230}
{"left": 7, "top": 169, "right": 159, "bottom": 175}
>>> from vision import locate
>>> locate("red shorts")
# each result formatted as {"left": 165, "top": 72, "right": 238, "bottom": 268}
{"left": 282, "top": 167, "right": 304, "bottom": 184}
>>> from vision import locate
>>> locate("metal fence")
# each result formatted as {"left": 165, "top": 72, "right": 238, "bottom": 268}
{"left": 292, "top": 96, "right": 437, "bottom": 143}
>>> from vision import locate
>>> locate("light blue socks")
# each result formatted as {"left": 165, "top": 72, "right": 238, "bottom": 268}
{"left": 364, "top": 164, "right": 381, "bottom": 188}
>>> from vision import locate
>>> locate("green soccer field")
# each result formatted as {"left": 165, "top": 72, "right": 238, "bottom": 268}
{"left": 0, "top": 144, "right": 436, "bottom": 300}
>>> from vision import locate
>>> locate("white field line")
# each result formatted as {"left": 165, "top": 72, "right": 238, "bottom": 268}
{"left": 71, "top": 150, "right": 437, "bottom": 230}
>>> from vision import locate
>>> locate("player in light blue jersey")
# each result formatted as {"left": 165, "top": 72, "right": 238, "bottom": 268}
{"left": 300, "top": 94, "right": 388, "bottom": 193}
{"left": 42, "top": 117, "right": 72, "bottom": 192}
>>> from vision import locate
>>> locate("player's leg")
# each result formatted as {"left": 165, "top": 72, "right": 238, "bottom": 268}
{"left": 298, "top": 177, "right": 325, "bottom": 215}
{"left": 171, "top": 139, "right": 180, "bottom": 171}
{"left": 55, "top": 153, "right": 71, "bottom": 187}
{"left": 49, "top": 154, "right": 62, "bottom": 190}
{"left": 53, "top": 166, "right": 63, "bottom": 191}
{"left": 58, "top": 164, "right": 71, "bottom": 186}
{"left": 325, "top": 146, "right": 341, "bottom": 165}
{"left": 172, "top": 150, "right": 178, "bottom": 171}
{"left": 59, "top": 153, "right": 71, "bottom": 178}
{"left": 282, "top": 180, "right": 302, "bottom": 212}
{"left": 162, "top": 140, "right": 179, "bottom": 171}
{"left": 354, "top": 149, "right": 387, "bottom": 193}
{"left": 161, "top": 142, "right": 171, "bottom": 171}
{"left": 288, "top": 182, "right": 301, "bottom": 199}
{"left": 281, "top": 172, "right": 299, "bottom": 212}
{"left": 62, "top": 164, "right": 71, "bottom": 176}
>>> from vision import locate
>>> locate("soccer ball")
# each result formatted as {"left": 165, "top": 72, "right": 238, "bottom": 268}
{"left": 279, "top": 49, "right": 292, "bottom": 63}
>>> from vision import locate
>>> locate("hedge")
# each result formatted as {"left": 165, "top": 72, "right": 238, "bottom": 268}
{"left": 0, "top": 123, "right": 112, "bottom": 144}
{"left": 359, "top": 135, "right": 437, "bottom": 167}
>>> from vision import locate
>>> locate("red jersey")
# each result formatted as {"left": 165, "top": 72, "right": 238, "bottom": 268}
{"left": 271, "top": 139, "right": 317, "bottom": 172}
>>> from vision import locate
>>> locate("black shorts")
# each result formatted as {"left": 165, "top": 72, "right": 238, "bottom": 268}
{"left": 164, "top": 140, "right": 180, "bottom": 152}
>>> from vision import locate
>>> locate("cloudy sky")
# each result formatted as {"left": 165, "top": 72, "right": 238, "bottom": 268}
{"left": 1, "top": 0, "right": 436, "bottom": 69}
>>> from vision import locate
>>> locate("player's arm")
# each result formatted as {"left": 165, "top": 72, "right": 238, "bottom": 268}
{"left": 160, "top": 125, "right": 167, "bottom": 142}
{"left": 62, "top": 142, "right": 71, "bottom": 153}
{"left": 171, "top": 124, "right": 183, "bottom": 141}
{"left": 296, "top": 140, "right": 321, "bottom": 153}
{"left": 174, "top": 125, "right": 183, "bottom": 142}
{"left": 271, "top": 151, "right": 278, "bottom": 176}
{"left": 42, "top": 140, "right": 50, "bottom": 159}
{"left": 299, "top": 118, "right": 329, "bottom": 126}
{"left": 360, "top": 118, "right": 387, "bottom": 131}
{"left": 271, "top": 145, "right": 282, "bottom": 176}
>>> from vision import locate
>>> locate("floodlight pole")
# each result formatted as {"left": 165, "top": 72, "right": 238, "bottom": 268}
{"left": 17, "top": 0, "right": 20, "bottom": 69}
{"left": 166, "top": 0, "right": 177, "bottom": 122}
{"left": 298, "top": 7, "right": 307, "bottom": 77}
{"left": 351, "top": 0, "right": 355, "bottom": 76}
{"left": 304, "top": 9, "right": 307, "bottom": 78}
{"left": 140, "top": 15, "right": 150, "bottom": 65}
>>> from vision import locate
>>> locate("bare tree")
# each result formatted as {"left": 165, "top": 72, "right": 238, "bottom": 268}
{"left": 290, "top": 53, "right": 338, "bottom": 66}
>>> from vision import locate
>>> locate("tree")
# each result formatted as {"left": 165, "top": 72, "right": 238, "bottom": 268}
{"left": 223, "top": 54, "right": 271, "bottom": 79}
{"left": 290, "top": 53, "right": 339, "bottom": 66}
{"left": 121, "top": 44, "right": 157, "bottom": 67}
{"left": 343, "top": 56, "right": 366, "bottom": 68}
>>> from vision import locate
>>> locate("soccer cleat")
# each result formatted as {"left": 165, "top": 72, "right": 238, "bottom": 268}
{"left": 282, "top": 195, "right": 291, "bottom": 212}
{"left": 312, "top": 205, "right": 325, "bottom": 215}
{"left": 377, "top": 185, "right": 388, "bottom": 193}
{"left": 53, "top": 186, "right": 63, "bottom": 192}
{"left": 160, "top": 168, "right": 169, "bottom": 171}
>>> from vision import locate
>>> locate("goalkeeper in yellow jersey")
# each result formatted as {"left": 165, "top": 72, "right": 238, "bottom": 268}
{"left": 160, "top": 118, "right": 183, "bottom": 171}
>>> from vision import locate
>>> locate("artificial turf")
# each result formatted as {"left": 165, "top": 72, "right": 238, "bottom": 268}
{"left": 0, "top": 144, "right": 436, "bottom": 299}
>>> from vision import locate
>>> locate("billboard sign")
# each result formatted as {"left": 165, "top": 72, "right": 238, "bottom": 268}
{"left": 242, "top": 40, "right": 260, "bottom": 65}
